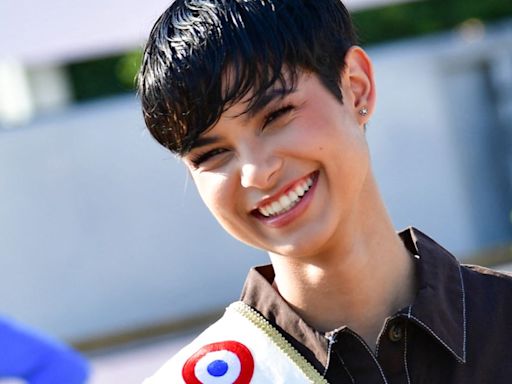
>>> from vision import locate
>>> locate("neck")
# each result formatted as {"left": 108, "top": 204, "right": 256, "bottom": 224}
{"left": 269, "top": 174, "right": 416, "bottom": 349}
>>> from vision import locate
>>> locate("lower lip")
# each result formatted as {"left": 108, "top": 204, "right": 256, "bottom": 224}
{"left": 254, "top": 171, "right": 319, "bottom": 228}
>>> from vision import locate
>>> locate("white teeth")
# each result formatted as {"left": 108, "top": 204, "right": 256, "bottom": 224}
{"left": 258, "top": 176, "right": 314, "bottom": 217}
{"left": 289, "top": 191, "right": 299, "bottom": 202}
{"left": 279, "top": 195, "right": 292, "bottom": 207}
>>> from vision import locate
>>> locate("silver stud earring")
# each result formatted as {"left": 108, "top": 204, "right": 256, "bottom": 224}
{"left": 359, "top": 107, "right": 368, "bottom": 117}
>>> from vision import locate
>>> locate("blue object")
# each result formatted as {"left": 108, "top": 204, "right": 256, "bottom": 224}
{"left": 0, "top": 316, "right": 89, "bottom": 384}
{"left": 207, "top": 359, "right": 229, "bottom": 377}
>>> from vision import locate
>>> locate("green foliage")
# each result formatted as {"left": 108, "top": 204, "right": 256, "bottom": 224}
{"left": 353, "top": 0, "right": 512, "bottom": 45}
{"left": 68, "top": 56, "right": 125, "bottom": 101}
{"left": 67, "top": 50, "right": 142, "bottom": 101}
{"left": 117, "top": 49, "right": 143, "bottom": 89}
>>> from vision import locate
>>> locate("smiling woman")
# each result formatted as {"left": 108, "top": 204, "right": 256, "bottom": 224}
{"left": 137, "top": 1, "right": 512, "bottom": 383}
{"left": 182, "top": 68, "right": 372, "bottom": 259}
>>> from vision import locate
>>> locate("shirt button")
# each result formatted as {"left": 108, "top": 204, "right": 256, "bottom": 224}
{"left": 388, "top": 322, "right": 403, "bottom": 342}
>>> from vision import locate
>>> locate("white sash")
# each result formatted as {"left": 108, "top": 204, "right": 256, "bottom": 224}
{"left": 143, "top": 301, "right": 329, "bottom": 384}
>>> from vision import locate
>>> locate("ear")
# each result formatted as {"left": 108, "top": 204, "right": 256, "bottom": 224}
{"left": 341, "top": 46, "right": 376, "bottom": 125}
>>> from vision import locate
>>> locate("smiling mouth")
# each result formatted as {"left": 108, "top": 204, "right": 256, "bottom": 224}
{"left": 255, "top": 172, "right": 317, "bottom": 217}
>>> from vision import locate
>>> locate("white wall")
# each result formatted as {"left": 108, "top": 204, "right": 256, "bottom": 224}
{"left": 368, "top": 20, "right": 512, "bottom": 253}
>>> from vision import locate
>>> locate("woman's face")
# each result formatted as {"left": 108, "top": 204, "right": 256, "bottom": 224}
{"left": 183, "top": 70, "right": 371, "bottom": 259}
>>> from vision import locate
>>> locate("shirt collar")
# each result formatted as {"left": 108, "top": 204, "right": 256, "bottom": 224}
{"left": 240, "top": 227, "right": 467, "bottom": 369}
{"left": 240, "top": 264, "right": 330, "bottom": 370}
{"left": 399, "top": 227, "right": 467, "bottom": 363}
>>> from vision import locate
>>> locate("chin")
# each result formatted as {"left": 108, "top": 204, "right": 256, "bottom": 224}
{"left": 267, "top": 235, "right": 333, "bottom": 260}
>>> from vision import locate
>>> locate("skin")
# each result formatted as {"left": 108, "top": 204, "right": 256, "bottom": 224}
{"left": 183, "top": 47, "right": 416, "bottom": 350}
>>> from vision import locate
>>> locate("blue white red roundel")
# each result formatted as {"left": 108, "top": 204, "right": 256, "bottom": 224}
{"left": 182, "top": 341, "right": 254, "bottom": 384}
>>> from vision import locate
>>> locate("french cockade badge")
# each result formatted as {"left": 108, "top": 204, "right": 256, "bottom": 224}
{"left": 182, "top": 340, "right": 255, "bottom": 383}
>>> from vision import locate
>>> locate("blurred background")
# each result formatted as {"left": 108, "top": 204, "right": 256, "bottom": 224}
{"left": 1, "top": 0, "right": 511, "bottom": 382}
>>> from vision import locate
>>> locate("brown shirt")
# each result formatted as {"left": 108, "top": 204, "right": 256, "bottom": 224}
{"left": 240, "top": 227, "right": 512, "bottom": 383}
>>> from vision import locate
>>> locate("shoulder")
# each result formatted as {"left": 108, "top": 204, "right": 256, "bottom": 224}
{"left": 143, "top": 315, "right": 233, "bottom": 384}
{"left": 143, "top": 302, "right": 325, "bottom": 384}
{"left": 143, "top": 307, "right": 263, "bottom": 383}
{"left": 460, "top": 263, "right": 512, "bottom": 315}
{"left": 461, "top": 263, "right": 512, "bottom": 287}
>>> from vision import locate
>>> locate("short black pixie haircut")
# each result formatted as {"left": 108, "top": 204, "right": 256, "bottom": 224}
{"left": 138, "top": 0, "right": 357, "bottom": 155}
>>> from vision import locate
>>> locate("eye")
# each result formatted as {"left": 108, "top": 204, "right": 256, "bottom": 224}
{"left": 262, "top": 104, "right": 295, "bottom": 129}
{"left": 188, "top": 148, "right": 229, "bottom": 169}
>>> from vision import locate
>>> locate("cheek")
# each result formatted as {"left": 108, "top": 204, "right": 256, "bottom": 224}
{"left": 193, "top": 173, "right": 259, "bottom": 246}
{"left": 194, "top": 173, "right": 234, "bottom": 219}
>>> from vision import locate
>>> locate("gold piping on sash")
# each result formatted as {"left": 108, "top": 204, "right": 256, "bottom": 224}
{"left": 228, "top": 301, "right": 330, "bottom": 384}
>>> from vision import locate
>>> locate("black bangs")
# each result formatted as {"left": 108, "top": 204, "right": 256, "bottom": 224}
{"left": 138, "top": 0, "right": 356, "bottom": 155}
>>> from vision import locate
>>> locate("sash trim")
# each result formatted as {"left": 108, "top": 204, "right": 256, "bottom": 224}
{"left": 228, "top": 301, "right": 330, "bottom": 384}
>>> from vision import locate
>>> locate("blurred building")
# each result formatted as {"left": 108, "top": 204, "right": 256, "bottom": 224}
{"left": 0, "top": 0, "right": 511, "bottom": 347}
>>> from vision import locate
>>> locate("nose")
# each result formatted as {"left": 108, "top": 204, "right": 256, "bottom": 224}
{"left": 240, "top": 147, "right": 282, "bottom": 190}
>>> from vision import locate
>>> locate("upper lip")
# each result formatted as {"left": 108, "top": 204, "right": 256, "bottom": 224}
{"left": 251, "top": 172, "right": 316, "bottom": 212}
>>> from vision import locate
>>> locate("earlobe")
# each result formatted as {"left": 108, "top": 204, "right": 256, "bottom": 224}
{"left": 342, "top": 46, "right": 376, "bottom": 124}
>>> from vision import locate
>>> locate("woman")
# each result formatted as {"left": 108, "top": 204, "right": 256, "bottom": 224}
{"left": 138, "top": 1, "right": 512, "bottom": 382}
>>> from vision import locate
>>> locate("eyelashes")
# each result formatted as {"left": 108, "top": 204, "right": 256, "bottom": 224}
{"left": 263, "top": 104, "right": 295, "bottom": 129}
{"left": 188, "top": 148, "right": 228, "bottom": 168}
{"left": 188, "top": 104, "right": 296, "bottom": 168}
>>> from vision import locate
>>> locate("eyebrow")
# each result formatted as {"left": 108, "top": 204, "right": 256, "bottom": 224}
{"left": 244, "top": 86, "right": 297, "bottom": 119}
{"left": 188, "top": 135, "right": 222, "bottom": 151}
